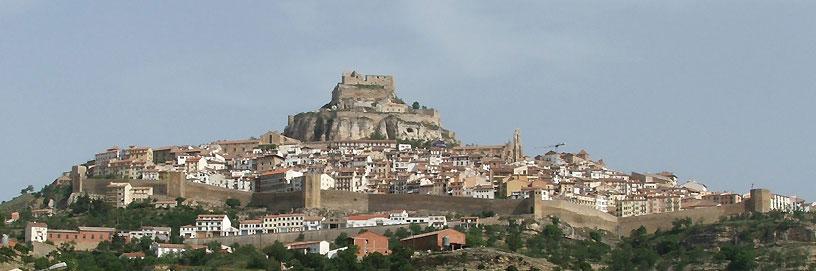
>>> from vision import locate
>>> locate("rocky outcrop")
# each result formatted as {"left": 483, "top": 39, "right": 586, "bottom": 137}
{"left": 284, "top": 110, "right": 457, "bottom": 142}
{"left": 283, "top": 71, "right": 458, "bottom": 143}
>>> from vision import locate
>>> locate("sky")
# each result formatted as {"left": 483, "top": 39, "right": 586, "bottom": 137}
{"left": 1, "top": 1, "right": 815, "bottom": 201}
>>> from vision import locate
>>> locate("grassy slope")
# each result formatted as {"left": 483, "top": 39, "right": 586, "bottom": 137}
{"left": 0, "top": 193, "right": 36, "bottom": 213}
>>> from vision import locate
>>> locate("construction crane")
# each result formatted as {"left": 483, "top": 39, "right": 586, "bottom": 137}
{"left": 534, "top": 143, "right": 565, "bottom": 151}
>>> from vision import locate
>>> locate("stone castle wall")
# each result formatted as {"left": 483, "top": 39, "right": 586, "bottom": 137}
{"left": 368, "top": 193, "right": 532, "bottom": 215}
{"left": 250, "top": 191, "right": 305, "bottom": 212}
{"left": 534, "top": 200, "right": 619, "bottom": 233}
{"left": 616, "top": 203, "right": 746, "bottom": 235}
{"left": 340, "top": 72, "right": 394, "bottom": 88}
{"left": 75, "top": 170, "right": 751, "bottom": 238}
{"left": 78, "top": 174, "right": 251, "bottom": 206}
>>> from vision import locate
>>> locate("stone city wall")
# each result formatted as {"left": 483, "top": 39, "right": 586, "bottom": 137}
{"left": 616, "top": 203, "right": 746, "bottom": 235}
{"left": 535, "top": 200, "right": 619, "bottom": 233}
{"left": 367, "top": 193, "right": 532, "bottom": 215}
{"left": 250, "top": 191, "right": 305, "bottom": 212}
{"left": 79, "top": 176, "right": 251, "bottom": 206}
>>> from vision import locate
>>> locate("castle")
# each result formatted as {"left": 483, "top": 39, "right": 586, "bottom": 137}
{"left": 284, "top": 71, "right": 457, "bottom": 143}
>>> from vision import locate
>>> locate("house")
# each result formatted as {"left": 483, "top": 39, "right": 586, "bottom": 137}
{"left": 180, "top": 225, "right": 196, "bottom": 239}
{"left": 239, "top": 219, "right": 264, "bottom": 235}
{"left": 25, "top": 222, "right": 48, "bottom": 242}
{"left": 702, "top": 193, "right": 743, "bottom": 206}
{"left": 105, "top": 183, "right": 153, "bottom": 208}
{"left": 1, "top": 234, "right": 17, "bottom": 248}
{"left": 124, "top": 146, "right": 154, "bottom": 163}
{"left": 400, "top": 229, "right": 466, "bottom": 251}
{"left": 195, "top": 214, "right": 235, "bottom": 237}
{"left": 153, "top": 200, "right": 178, "bottom": 209}
{"left": 346, "top": 214, "right": 391, "bottom": 228}
{"left": 151, "top": 242, "right": 208, "bottom": 257}
{"left": 303, "top": 216, "right": 323, "bottom": 231}
{"left": 47, "top": 227, "right": 116, "bottom": 249}
{"left": 350, "top": 231, "right": 390, "bottom": 257}
{"left": 256, "top": 169, "right": 304, "bottom": 193}
{"left": 255, "top": 154, "right": 285, "bottom": 172}
{"left": 31, "top": 208, "right": 54, "bottom": 218}
{"left": 262, "top": 213, "right": 304, "bottom": 233}
{"left": 471, "top": 185, "right": 495, "bottom": 199}
{"left": 459, "top": 217, "right": 479, "bottom": 229}
{"left": 127, "top": 226, "right": 171, "bottom": 242}
{"left": 286, "top": 240, "right": 330, "bottom": 255}
{"left": 215, "top": 139, "right": 260, "bottom": 156}
{"left": 4, "top": 212, "right": 19, "bottom": 224}
{"left": 105, "top": 183, "right": 133, "bottom": 208}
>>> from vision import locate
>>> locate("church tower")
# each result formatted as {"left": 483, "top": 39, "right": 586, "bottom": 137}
{"left": 504, "top": 129, "right": 525, "bottom": 163}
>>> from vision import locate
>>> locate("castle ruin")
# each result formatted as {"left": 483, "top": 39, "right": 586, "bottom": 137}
{"left": 284, "top": 71, "right": 458, "bottom": 143}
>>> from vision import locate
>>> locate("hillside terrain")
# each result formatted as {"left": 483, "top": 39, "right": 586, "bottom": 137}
{"left": 1, "top": 182, "right": 815, "bottom": 270}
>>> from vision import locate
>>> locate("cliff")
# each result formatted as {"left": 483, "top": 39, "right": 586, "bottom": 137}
{"left": 284, "top": 71, "right": 458, "bottom": 143}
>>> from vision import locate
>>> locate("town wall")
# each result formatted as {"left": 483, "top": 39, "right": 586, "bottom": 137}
{"left": 81, "top": 178, "right": 168, "bottom": 195}
{"left": 79, "top": 175, "right": 252, "bottom": 206}
{"left": 616, "top": 203, "right": 746, "bottom": 235}
{"left": 321, "top": 190, "right": 370, "bottom": 212}
{"left": 250, "top": 191, "right": 305, "bottom": 213}
{"left": 535, "top": 200, "right": 619, "bottom": 233}
{"left": 310, "top": 190, "right": 532, "bottom": 216}
{"left": 181, "top": 182, "right": 252, "bottom": 206}
{"left": 367, "top": 193, "right": 532, "bottom": 215}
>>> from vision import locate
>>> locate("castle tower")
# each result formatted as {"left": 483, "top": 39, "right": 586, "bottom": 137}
{"left": 69, "top": 165, "right": 86, "bottom": 193}
{"left": 303, "top": 174, "right": 322, "bottom": 209}
{"left": 748, "top": 188, "right": 771, "bottom": 213}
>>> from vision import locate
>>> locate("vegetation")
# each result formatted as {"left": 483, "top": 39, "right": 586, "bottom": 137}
{"left": 368, "top": 131, "right": 387, "bottom": 140}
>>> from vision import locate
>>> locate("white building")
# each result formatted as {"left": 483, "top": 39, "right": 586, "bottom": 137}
{"left": 151, "top": 243, "right": 208, "bottom": 258}
{"left": 128, "top": 226, "right": 171, "bottom": 242}
{"left": 195, "top": 214, "right": 235, "bottom": 237}
{"left": 263, "top": 214, "right": 304, "bottom": 233}
{"left": 25, "top": 222, "right": 48, "bottom": 243}
{"left": 239, "top": 219, "right": 265, "bottom": 235}
{"left": 346, "top": 214, "right": 392, "bottom": 228}
{"left": 471, "top": 185, "right": 495, "bottom": 199}
{"left": 286, "top": 240, "right": 330, "bottom": 255}
{"left": 180, "top": 225, "right": 196, "bottom": 239}
{"left": 303, "top": 217, "right": 323, "bottom": 231}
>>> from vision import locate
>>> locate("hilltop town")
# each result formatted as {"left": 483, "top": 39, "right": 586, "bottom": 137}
{"left": 1, "top": 72, "right": 814, "bottom": 270}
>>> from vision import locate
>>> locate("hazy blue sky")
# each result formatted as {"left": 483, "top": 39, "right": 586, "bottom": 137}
{"left": 1, "top": 1, "right": 815, "bottom": 201}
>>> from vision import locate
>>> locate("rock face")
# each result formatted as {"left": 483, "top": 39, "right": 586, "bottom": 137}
{"left": 284, "top": 71, "right": 457, "bottom": 143}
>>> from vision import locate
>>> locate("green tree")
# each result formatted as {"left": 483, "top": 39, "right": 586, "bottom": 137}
{"left": 225, "top": 198, "right": 241, "bottom": 208}
{"left": 466, "top": 227, "right": 484, "bottom": 247}
{"left": 412, "top": 101, "right": 420, "bottom": 109}
{"left": 506, "top": 219, "right": 523, "bottom": 252}
{"left": 334, "top": 232, "right": 350, "bottom": 248}
{"left": 409, "top": 223, "right": 422, "bottom": 235}
{"left": 263, "top": 241, "right": 293, "bottom": 263}
{"left": 719, "top": 245, "right": 756, "bottom": 271}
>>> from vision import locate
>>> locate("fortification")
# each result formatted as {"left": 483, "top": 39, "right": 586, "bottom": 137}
{"left": 69, "top": 165, "right": 86, "bottom": 193}
{"left": 303, "top": 174, "right": 321, "bottom": 209}
{"left": 284, "top": 71, "right": 458, "bottom": 143}
{"left": 747, "top": 188, "right": 772, "bottom": 213}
